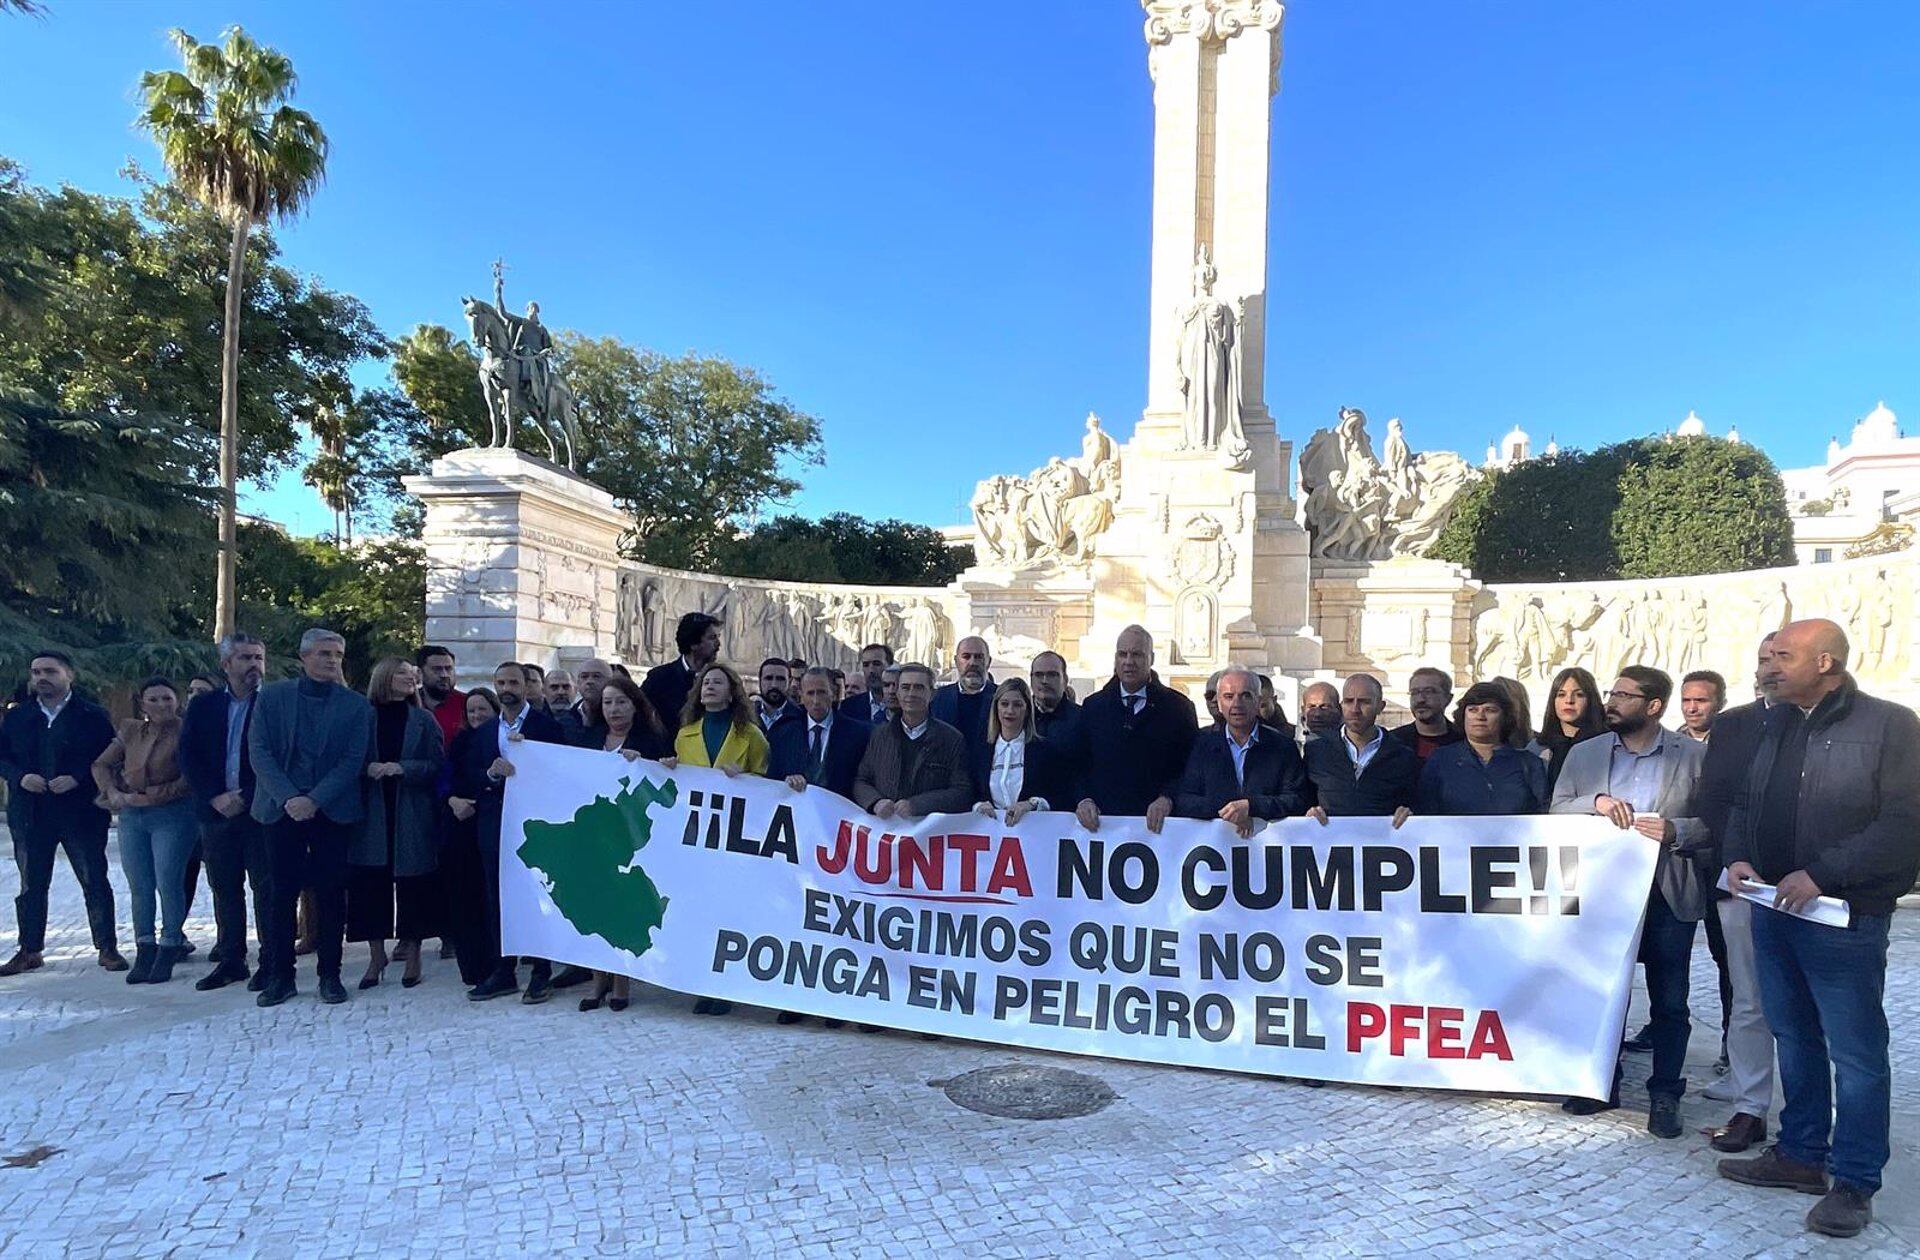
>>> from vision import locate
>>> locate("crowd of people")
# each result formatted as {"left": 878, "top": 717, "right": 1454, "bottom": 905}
{"left": 1, "top": 609, "right": 1912, "bottom": 1238}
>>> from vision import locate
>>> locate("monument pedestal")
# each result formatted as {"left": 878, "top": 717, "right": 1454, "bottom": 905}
{"left": 404, "top": 448, "right": 627, "bottom": 684}
{"left": 1311, "top": 557, "right": 1479, "bottom": 695}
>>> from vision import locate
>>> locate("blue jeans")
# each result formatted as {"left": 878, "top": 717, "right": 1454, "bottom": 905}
{"left": 1751, "top": 907, "right": 1892, "bottom": 1194}
{"left": 117, "top": 800, "right": 198, "bottom": 947}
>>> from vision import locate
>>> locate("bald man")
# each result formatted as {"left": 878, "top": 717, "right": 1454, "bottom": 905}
{"left": 1298, "top": 681, "right": 1342, "bottom": 745}
{"left": 1069, "top": 626, "right": 1199, "bottom": 834}
{"left": 1719, "top": 619, "right": 1920, "bottom": 1237}
{"left": 931, "top": 636, "right": 996, "bottom": 756}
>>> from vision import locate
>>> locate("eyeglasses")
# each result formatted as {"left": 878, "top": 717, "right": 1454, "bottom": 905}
{"left": 1603, "top": 689, "right": 1648, "bottom": 702}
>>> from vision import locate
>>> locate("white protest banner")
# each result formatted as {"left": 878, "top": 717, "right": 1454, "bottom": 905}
{"left": 501, "top": 743, "right": 1657, "bottom": 1097}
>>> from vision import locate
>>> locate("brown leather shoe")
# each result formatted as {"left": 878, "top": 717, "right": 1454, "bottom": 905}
{"left": 1806, "top": 1186, "right": 1873, "bottom": 1238}
{"left": 1711, "top": 1112, "right": 1768, "bottom": 1153}
{"left": 97, "top": 947, "right": 129, "bottom": 972}
{"left": 0, "top": 950, "right": 44, "bottom": 977}
{"left": 1718, "top": 1144, "right": 1828, "bottom": 1194}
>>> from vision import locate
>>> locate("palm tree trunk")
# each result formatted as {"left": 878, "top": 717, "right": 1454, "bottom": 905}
{"left": 215, "top": 215, "right": 249, "bottom": 638}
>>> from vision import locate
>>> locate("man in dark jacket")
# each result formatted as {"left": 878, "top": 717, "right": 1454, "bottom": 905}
{"left": 641, "top": 611, "right": 721, "bottom": 731}
{"left": 1388, "top": 667, "right": 1465, "bottom": 765}
{"left": 770, "top": 667, "right": 872, "bottom": 800}
{"left": 1719, "top": 619, "right": 1920, "bottom": 1239}
{"left": 852, "top": 664, "right": 973, "bottom": 820}
{"left": 1303, "top": 674, "right": 1418, "bottom": 821}
{"left": 179, "top": 632, "right": 271, "bottom": 991}
{"left": 0, "top": 651, "right": 123, "bottom": 975}
{"left": 247, "top": 629, "right": 373, "bottom": 1007}
{"left": 1174, "top": 668, "right": 1310, "bottom": 835}
{"left": 930, "top": 636, "right": 996, "bottom": 757}
{"left": 1694, "top": 636, "right": 1782, "bottom": 1154}
{"left": 1070, "top": 626, "right": 1199, "bottom": 834}
{"left": 840, "top": 644, "right": 893, "bottom": 725}
{"left": 456, "top": 660, "right": 569, "bottom": 1003}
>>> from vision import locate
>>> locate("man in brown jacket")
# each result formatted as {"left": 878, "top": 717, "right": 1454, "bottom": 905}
{"left": 851, "top": 663, "right": 973, "bottom": 820}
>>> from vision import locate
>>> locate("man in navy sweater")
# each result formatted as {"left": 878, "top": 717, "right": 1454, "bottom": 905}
{"left": 1302, "top": 674, "right": 1417, "bottom": 824}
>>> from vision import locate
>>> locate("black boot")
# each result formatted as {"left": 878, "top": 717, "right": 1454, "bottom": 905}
{"left": 146, "top": 945, "right": 182, "bottom": 984}
{"left": 126, "top": 943, "right": 157, "bottom": 985}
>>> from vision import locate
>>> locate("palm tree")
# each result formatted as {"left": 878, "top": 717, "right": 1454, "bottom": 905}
{"left": 137, "top": 26, "right": 327, "bottom": 637}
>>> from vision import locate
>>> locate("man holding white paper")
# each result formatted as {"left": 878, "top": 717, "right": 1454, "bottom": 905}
{"left": 1549, "top": 665, "right": 1708, "bottom": 1140}
{"left": 1719, "top": 619, "right": 1920, "bottom": 1239}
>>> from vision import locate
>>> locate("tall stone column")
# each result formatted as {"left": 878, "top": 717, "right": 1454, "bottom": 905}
{"left": 404, "top": 448, "right": 627, "bottom": 686}
{"left": 1079, "top": 2, "right": 1314, "bottom": 688}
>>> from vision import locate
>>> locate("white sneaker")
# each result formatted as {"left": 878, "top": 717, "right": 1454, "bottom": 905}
{"left": 1702, "top": 1076, "right": 1738, "bottom": 1103}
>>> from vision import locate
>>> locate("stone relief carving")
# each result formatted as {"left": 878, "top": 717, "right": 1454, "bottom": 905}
{"left": 1468, "top": 563, "right": 1911, "bottom": 691}
{"left": 1300, "top": 408, "right": 1478, "bottom": 561}
{"left": 1175, "top": 587, "right": 1217, "bottom": 663}
{"left": 1174, "top": 246, "right": 1252, "bottom": 470}
{"left": 1172, "top": 513, "right": 1235, "bottom": 587}
{"left": 970, "top": 443, "right": 1121, "bottom": 571}
{"left": 610, "top": 569, "right": 966, "bottom": 678}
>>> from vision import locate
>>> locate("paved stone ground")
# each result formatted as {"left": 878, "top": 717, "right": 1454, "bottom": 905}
{"left": 0, "top": 837, "right": 1912, "bottom": 1258}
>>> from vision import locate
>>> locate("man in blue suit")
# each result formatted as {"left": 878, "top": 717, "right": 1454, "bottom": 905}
{"left": 1174, "top": 667, "right": 1312, "bottom": 835}
{"left": 179, "top": 632, "right": 271, "bottom": 991}
{"left": 930, "top": 635, "right": 995, "bottom": 757}
{"left": 771, "top": 667, "right": 872, "bottom": 800}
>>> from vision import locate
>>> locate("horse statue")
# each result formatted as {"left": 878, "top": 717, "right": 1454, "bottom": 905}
{"left": 461, "top": 295, "right": 580, "bottom": 470}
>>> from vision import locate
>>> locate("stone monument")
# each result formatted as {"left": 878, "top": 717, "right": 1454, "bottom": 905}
{"left": 956, "top": 0, "right": 1315, "bottom": 691}
{"left": 405, "top": 3, "right": 1919, "bottom": 717}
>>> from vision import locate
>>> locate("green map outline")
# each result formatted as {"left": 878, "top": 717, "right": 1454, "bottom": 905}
{"left": 517, "top": 774, "right": 678, "bottom": 958}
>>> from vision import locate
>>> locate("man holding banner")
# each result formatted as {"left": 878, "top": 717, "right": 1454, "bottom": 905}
{"left": 1550, "top": 665, "right": 1707, "bottom": 1139}
{"left": 1174, "top": 667, "right": 1310, "bottom": 836}
{"left": 1720, "top": 619, "right": 1920, "bottom": 1239}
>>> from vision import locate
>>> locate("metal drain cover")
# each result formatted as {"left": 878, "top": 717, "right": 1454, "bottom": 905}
{"left": 936, "top": 1063, "right": 1117, "bottom": 1120}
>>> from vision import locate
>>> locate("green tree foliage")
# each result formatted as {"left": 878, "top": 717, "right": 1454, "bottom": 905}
{"left": 0, "top": 390, "right": 215, "bottom": 634}
{"left": 557, "top": 335, "right": 824, "bottom": 569}
{"left": 712, "top": 514, "right": 968, "bottom": 586}
{"left": 391, "top": 323, "right": 490, "bottom": 449}
{"left": 0, "top": 160, "right": 385, "bottom": 484}
{"left": 1430, "top": 437, "right": 1794, "bottom": 581}
{"left": 0, "top": 391, "right": 220, "bottom": 698}
{"left": 235, "top": 525, "right": 425, "bottom": 683}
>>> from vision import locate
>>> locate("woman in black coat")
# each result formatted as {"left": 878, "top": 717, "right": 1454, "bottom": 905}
{"left": 969, "top": 678, "right": 1073, "bottom": 823}
{"left": 442, "top": 687, "right": 502, "bottom": 988}
{"left": 1532, "top": 667, "right": 1606, "bottom": 792}
{"left": 348, "top": 658, "right": 446, "bottom": 989}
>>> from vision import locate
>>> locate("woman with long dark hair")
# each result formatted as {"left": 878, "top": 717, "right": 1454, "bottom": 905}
{"left": 347, "top": 658, "right": 446, "bottom": 989}
{"left": 659, "top": 662, "right": 768, "bottom": 1015}
{"left": 1533, "top": 667, "right": 1606, "bottom": 791}
{"left": 442, "top": 687, "right": 502, "bottom": 989}
{"left": 578, "top": 674, "right": 671, "bottom": 1014}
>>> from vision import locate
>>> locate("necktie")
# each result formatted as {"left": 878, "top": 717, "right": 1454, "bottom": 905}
{"left": 808, "top": 724, "right": 825, "bottom": 782}
{"left": 1129, "top": 694, "right": 1144, "bottom": 716}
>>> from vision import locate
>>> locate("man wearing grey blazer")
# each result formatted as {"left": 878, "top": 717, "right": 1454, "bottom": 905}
{"left": 1550, "top": 665, "right": 1708, "bottom": 1139}
{"left": 248, "top": 628, "right": 373, "bottom": 1008}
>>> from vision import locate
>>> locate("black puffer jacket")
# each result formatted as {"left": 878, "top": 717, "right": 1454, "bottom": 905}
{"left": 1723, "top": 676, "right": 1920, "bottom": 916}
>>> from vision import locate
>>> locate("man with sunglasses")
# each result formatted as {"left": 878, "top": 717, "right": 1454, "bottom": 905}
{"left": 1550, "top": 665, "right": 1709, "bottom": 1139}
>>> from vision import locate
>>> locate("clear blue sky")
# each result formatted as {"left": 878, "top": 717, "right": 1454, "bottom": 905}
{"left": 4, "top": 1, "right": 1916, "bottom": 536}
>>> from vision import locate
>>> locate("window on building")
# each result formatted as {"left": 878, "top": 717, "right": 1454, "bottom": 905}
{"left": 1814, "top": 548, "right": 1833, "bottom": 564}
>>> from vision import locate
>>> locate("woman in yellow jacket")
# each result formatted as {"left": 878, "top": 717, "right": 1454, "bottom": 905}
{"left": 660, "top": 660, "right": 768, "bottom": 1017}
{"left": 663, "top": 661, "right": 770, "bottom": 775}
